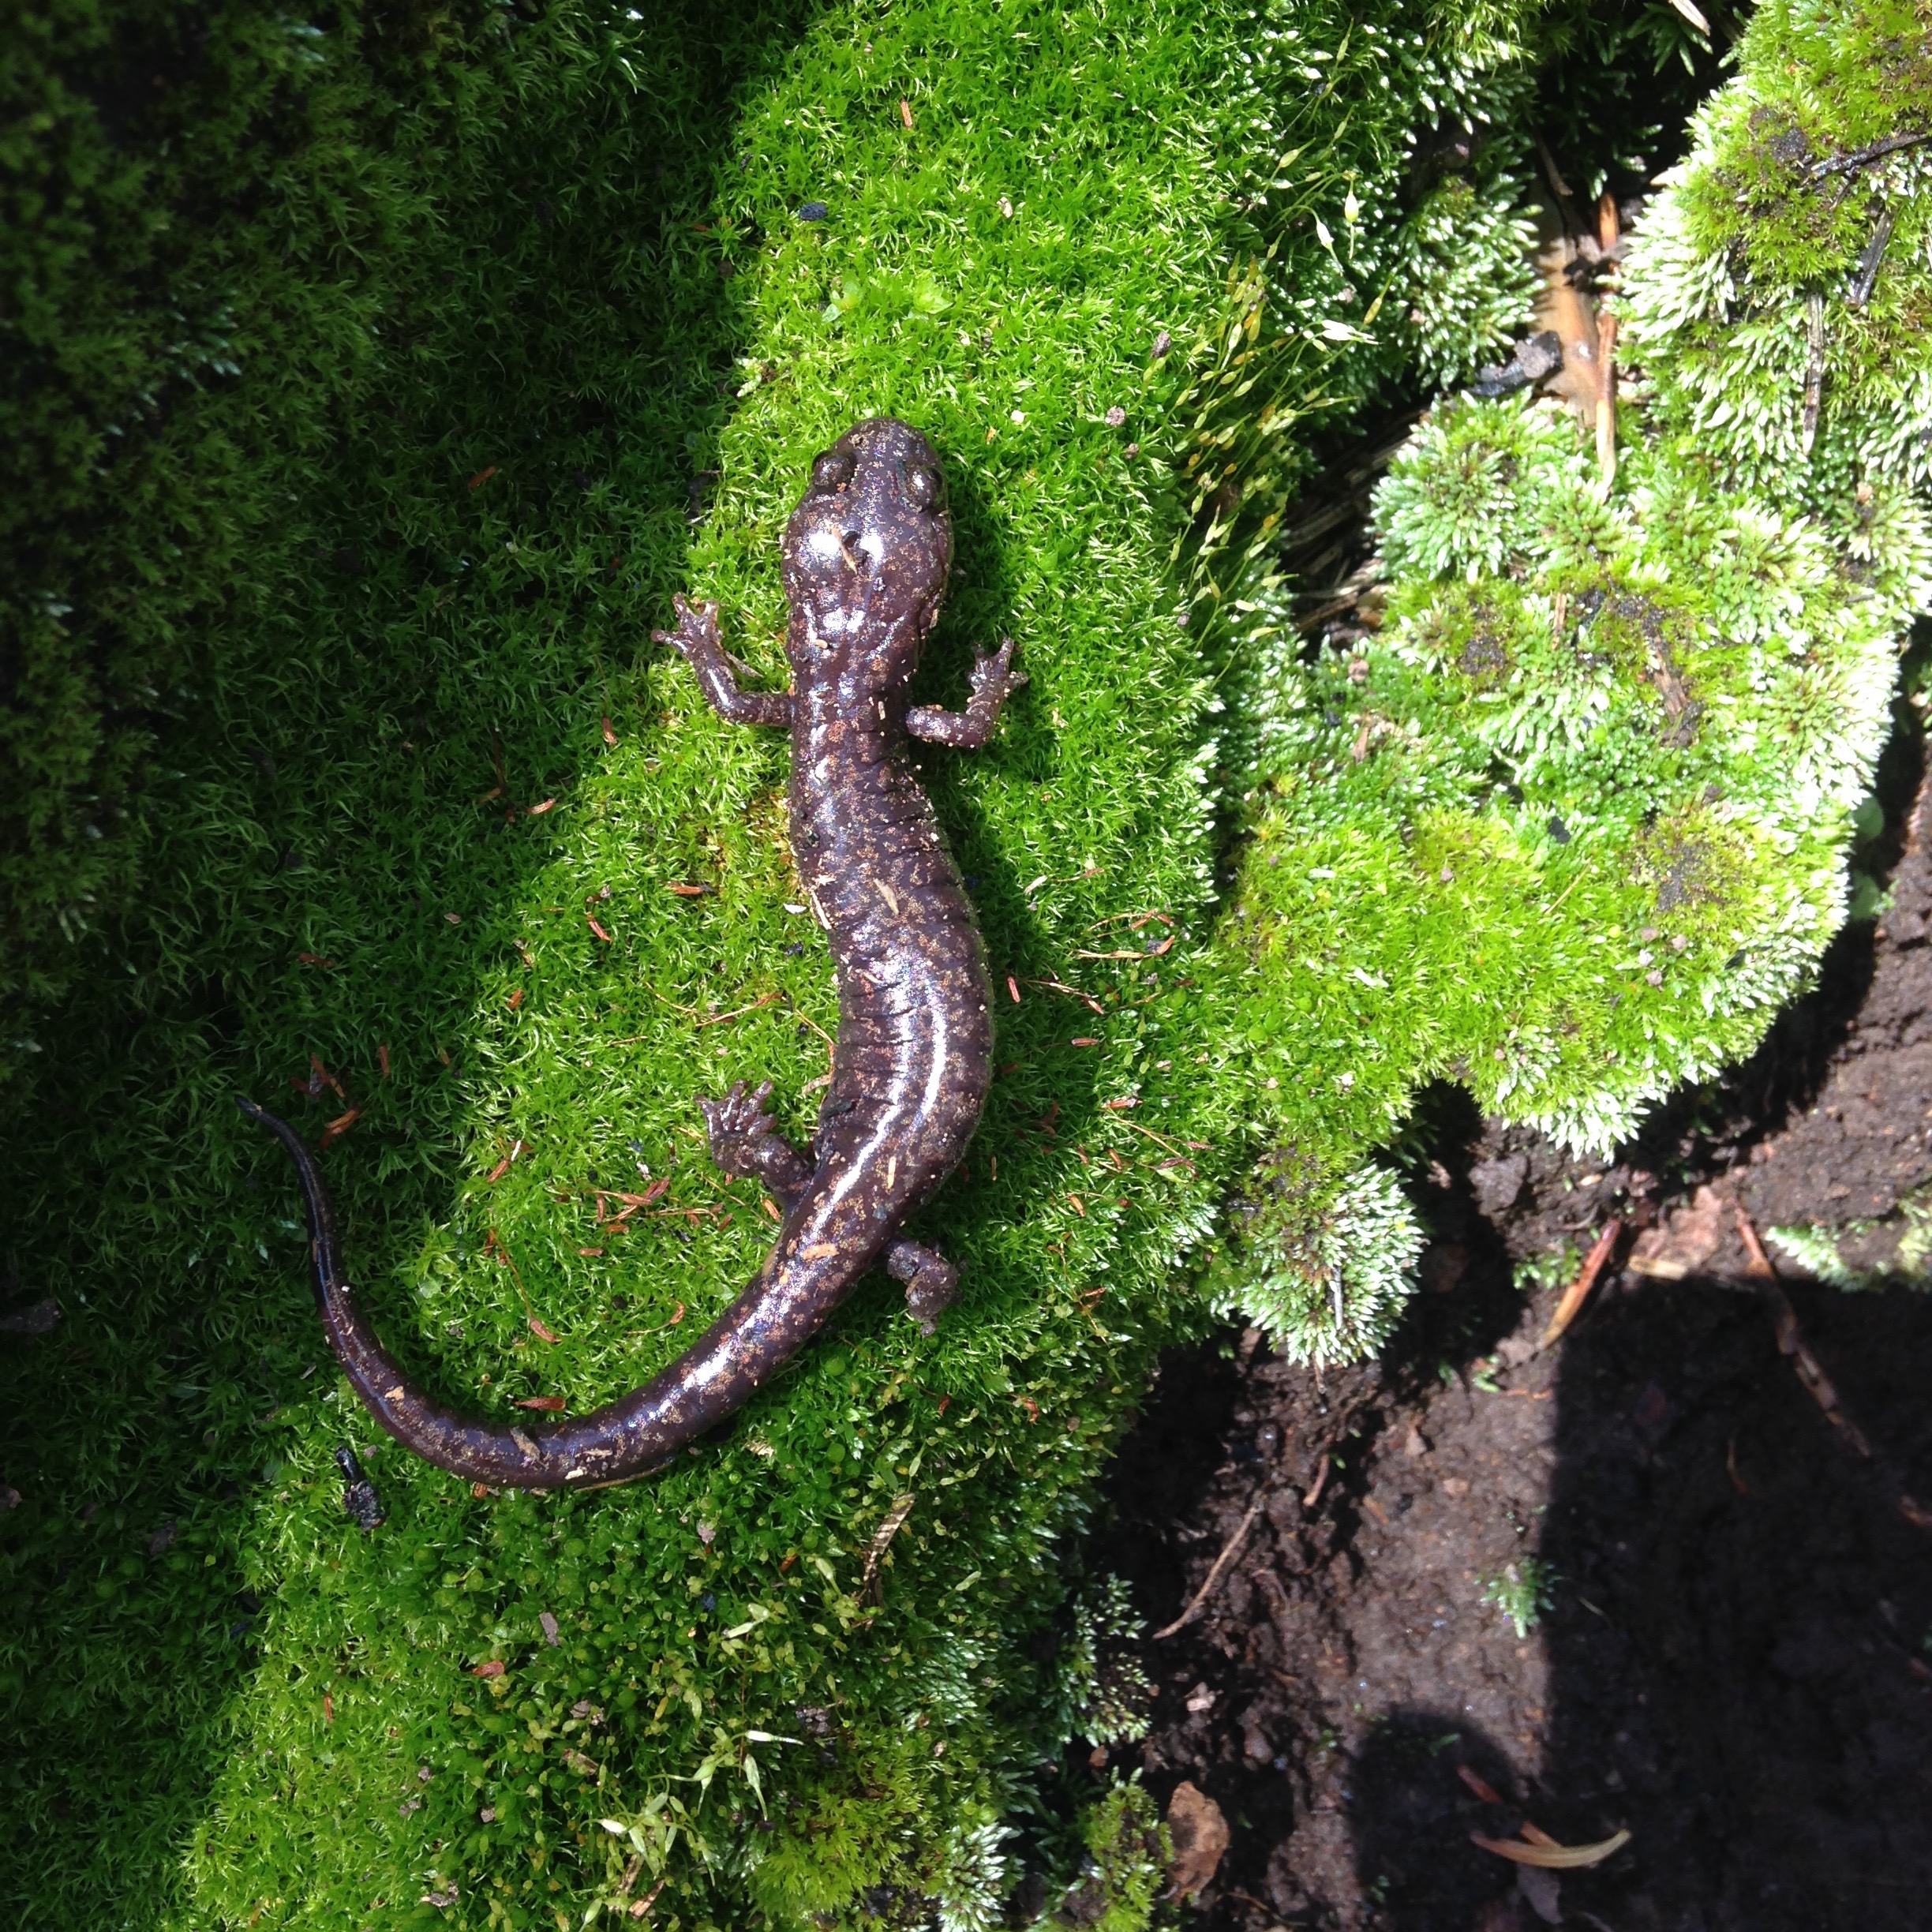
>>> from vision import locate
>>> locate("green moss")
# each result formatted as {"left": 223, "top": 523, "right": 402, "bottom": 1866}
{"left": 1211, "top": 0, "right": 1931, "bottom": 1365}
{"left": 0, "top": 0, "right": 1561, "bottom": 1925}
{"left": 1629, "top": 0, "right": 1932, "bottom": 497}
{"left": 1028, "top": 1782, "right": 1168, "bottom": 1932}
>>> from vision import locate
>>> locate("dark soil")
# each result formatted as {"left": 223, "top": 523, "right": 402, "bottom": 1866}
{"left": 1080, "top": 695, "right": 1932, "bottom": 1928}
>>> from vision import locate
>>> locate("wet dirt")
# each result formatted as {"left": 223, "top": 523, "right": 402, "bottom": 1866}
{"left": 1079, "top": 680, "right": 1932, "bottom": 1928}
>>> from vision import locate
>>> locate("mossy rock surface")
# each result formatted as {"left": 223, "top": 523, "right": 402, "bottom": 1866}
{"left": 1211, "top": 0, "right": 1931, "bottom": 1365}
{"left": 0, "top": 0, "right": 1546, "bottom": 1924}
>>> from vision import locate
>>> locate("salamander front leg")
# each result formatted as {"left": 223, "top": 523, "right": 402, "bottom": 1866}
{"left": 699, "top": 1080, "right": 811, "bottom": 1204}
{"left": 886, "top": 1239, "right": 960, "bottom": 1336}
{"left": 654, "top": 594, "right": 795, "bottom": 729}
{"left": 906, "top": 637, "right": 1025, "bottom": 750}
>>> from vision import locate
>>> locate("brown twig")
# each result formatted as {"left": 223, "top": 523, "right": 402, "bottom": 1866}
{"left": 785, "top": 1000, "right": 837, "bottom": 1050}
{"left": 1737, "top": 1204, "right": 1932, "bottom": 1532}
{"left": 1800, "top": 289, "right": 1826, "bottom": 456}
{"left": 1020, "top": 975, "right": 1106, "bottom": 1014}
{"left": 693, "top": 990, "right": 782, "bottom": 1028}
{"left": 1596, "top": 309, "right": 1619, "bottom": 484}
{"left": 1153, "top": 1498, "right": 1265, "bottom": 1638}
{"left": 1540, "top": 1219, "right": 1623, "bottom": 1348}
{"left": 1810, "top": 129, "right": 1930, "bottom": 181}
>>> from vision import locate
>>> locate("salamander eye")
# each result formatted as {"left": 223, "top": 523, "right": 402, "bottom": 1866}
{"left": 811, "top": 450, "right": 856, "bottom": 492}
{"left": 902, "top": 462, "right": 944, "bottom": 513}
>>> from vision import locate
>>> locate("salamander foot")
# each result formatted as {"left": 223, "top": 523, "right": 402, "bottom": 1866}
{"left": 886, "top": 1239, "right": 960, "bottom": 1336}
{"left": 698, "top": 1080, "right": 811, "bottom": 1200}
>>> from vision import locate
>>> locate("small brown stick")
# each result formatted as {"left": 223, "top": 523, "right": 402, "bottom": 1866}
{"left": 1592, "top": 195, "right": 1623, "bottom": 486}
{"left": 1800, "top": 290, "right": 1826, "bottom": 456}
{"left": 1810, "top": 129, "right": 1930, "bottom": 182}
{"left": 785, "top": 1001, "right": 836, "bottom": 1050}
{"left": 1597, "top": 190, "right": 1620, "bottom": 256}
{"left": 1075, "top": 937, "right": 1175, "bottom": 960}
{"left": 1767, "top": 1277, "right": 1874, "bottom": 1457}
{"left": 1302, "top": 1451, "right": 1331, "bottom": 1509}
{"left": 1021, "top": 975, "right": 1106, "bottom": 1014}
{"left": 1086, "top": 908, "right": 1174, "bottom": 933}
{"left": 693, "top": 990, "right": 782, "bottom": 1029}
{"left": 1152, "top": 1497, "right": 1264, "bottom": 1638}
{"left": 1540, "top": 1218, "right": 1623, "bottom": 1348}
{"left": 1848, "top": 208, "right": 1896, "bottom": 309}
{"left": 1596, "top": 311, "right": 1619, "bottom": 483}
{"left": 1734, "top": 1204, "right": 1776, "bottom": 1279}
{"left": 1739, "top": 1204, "right": 1932, "bottom": 1530}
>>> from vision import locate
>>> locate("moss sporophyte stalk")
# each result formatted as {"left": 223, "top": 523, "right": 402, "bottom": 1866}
{"left": 0, "top": 1, "right": 1926, "bottom": 1927}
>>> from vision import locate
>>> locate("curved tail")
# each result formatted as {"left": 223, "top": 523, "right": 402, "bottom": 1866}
{"left": 238, "top": 1097, "right": 864, "bottom": 1490}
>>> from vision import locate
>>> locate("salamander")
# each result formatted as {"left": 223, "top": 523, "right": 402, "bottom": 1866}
{"left": 242, "top": 416, "right": 1023, "bottom": 1490}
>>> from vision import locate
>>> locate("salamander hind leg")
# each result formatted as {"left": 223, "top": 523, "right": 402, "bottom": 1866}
{"left": 885, "top": 1239, "right": 960, "bottom": 1336}
{"left": 698, "top": 1080, "right": 812, "bottom": 1205}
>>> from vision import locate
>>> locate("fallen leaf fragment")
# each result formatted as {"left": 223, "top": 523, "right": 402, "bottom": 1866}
{"left": 516, "top": 1394, "right": 566, "bottom": 1413}
{"left": 467, "top": 466, "right": 498, "bottom": 489}
{"left": 1458, "top": 1764, "right": 1506, "bottom": 1806}
{"left": 666, "top": 882, "right": 707, "bottom": 897}
{"left": 603, "top": 716, "right": 618, "bottom": 747}
{"left": 528, "top": 1316, "right": 560, "bottom": 1344}
{"left": 322, "top": 1690, "right": 335, "bottom": 1724}
{"left": 587, "top": 917, "right": 614, "bottom": 942}
{"left": 296, "top": 951, "right": 335, "bottom": 968}
{"left": 540, "top": 1610, "right": 560, "bottom": 1646}
{"left": 1165, "top": 1780, "right": 1230, "bottom": 1898}
{"left": 899, "top": 97, "right": 914, "bottom": 129}
{"left": 319, "top": 1107, "right": 361, "bottom": 1150}
{"left": 862, "top": 1492, "right": 916, "bottom": 1587}
{"left": 485, "top": 1154, "right": 513, "bottom": 1183}
{"left": 507, "top": 987, "right": 524, "bottom": 1011}
{"left": 377, "top": 1043, "right": 391, "bottom": 1078}
{"left": 1471, "top": 1827, "right": 1631, "bottom": 1870}
{"left": 526, "top": 798, "right": 556, "bottom": 816}
{"left": 472, "top": 1660, "right": 506, "bottom": 1679}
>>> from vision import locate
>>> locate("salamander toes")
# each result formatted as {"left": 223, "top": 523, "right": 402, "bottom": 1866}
{"left": 699, "top": 1080, "right": 781, "bottom": 1164}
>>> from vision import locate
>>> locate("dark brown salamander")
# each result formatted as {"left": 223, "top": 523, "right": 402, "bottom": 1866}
{"left": 242, "top": 416, "right": 1022, "bottom": 1490}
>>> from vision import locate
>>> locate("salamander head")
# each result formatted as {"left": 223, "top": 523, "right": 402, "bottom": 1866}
{"left": 782, "top": 417, "right": 952, "bottom": 678}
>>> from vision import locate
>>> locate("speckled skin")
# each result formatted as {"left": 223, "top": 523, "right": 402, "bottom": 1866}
{"left": 242, "top": 417, "right": 1020, "bottom": 1490}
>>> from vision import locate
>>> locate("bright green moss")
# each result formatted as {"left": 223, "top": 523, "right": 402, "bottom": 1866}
{"left": 1028, "top": 1781, "right": 1168, "bottom": 1932}
{"left": 0, "top": 1, "right": 1557, "bottom": 1926}
{"left": 1629, "top": 0, "right": 1932, "bottom": 496}
{"left": 1214, "top": 0, "right": 1932, "bottom": 1365}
